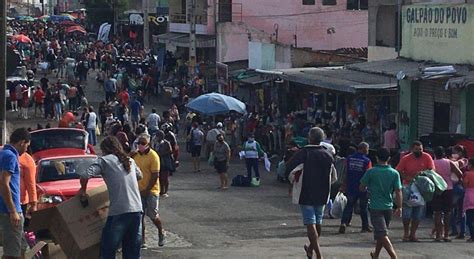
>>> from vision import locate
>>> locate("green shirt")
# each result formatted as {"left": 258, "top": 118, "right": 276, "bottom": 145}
{"left": 360, "top": 165, "right": 402, "bottom": 210}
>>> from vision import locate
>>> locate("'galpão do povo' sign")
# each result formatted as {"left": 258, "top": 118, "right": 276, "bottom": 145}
{"left": 401, "top": 4, "right": 474, "bottom": 65}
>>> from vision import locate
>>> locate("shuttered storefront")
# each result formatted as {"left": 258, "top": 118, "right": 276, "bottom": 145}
{"left": 417, "top": 80, "right": 461, "bottom": 137}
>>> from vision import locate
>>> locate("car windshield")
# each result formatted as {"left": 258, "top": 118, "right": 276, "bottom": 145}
{"left": 30, "top": 129, "right": 87, "bottom": 154}
{"left": 38, "top": 157, "right": 98, "bottom": 182}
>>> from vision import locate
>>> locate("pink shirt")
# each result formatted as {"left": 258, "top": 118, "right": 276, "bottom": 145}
{"left": 463, "top": 171, "right": 474, "bottom": 212}
{"left": 383, "top": 129, "right": 397, "bottom": 149}
{"left": 434, "top": 158, "right": 453, "bottom": 190}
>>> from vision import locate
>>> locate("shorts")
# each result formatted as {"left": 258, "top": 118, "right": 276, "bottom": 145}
{"left": 131, "top": 115, "right": 140, "bottom": 122}
{"left": 191, "top": 145, "right": 202, "bottom": 157}
{"left": 142, "top": 195, "right": 160, "bottom": 220}
{"left": 214, "top": 160, "right": 228, "bottom": 174}
{"left": 300, "top": 205, "right": 325, "bottom": 225}
{"left": 402, "top": 205, "right": 424, "bottom": 221}
{"left": 431, "top": 189, "right": 453, "bottom": 213}
{"left": 370, "top": 209, "right": 392, "bottom": 239}
{"left": 0, "top": 213, "right": 26, "bottom": 257}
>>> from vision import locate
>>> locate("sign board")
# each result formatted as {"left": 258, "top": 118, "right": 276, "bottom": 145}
{"left": 129, "top": 13, "right": 169, "bottom": 26}
{"left": 401, "top": 4, "right": 474, "bottom": 65}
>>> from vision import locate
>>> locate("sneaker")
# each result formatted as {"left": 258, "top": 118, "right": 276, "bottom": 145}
{"left": 159, "top": 233, "right": 165, "bottom": 247}
{"left": 141, "top": 243, "right": 148, "bottom": 249}
{"left": 339, "top": 224, "right": 346, "bottom": 234}
{"left": 162, "top": 193, "right": 169, "bottom": 198}
{"left": 361, "top": 227, "right": 373, "bottom": 233}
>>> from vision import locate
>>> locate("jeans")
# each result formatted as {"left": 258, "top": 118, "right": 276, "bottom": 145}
{"left": 466, "top": 209, "right": 474, "bottom": 238}
{"left": 100, "top": 212, "right": 142, "bottom": 259}
{"left": 245, "top": 158, "right": 260, "bottom": 179}
{"left": 341, "top": 192, "right": 369, "bottom": 229}
{"left": 54, "top": 102, "right": 62, "bottom": 120}
{"left": 451, "top": 187, "right": 465, "bottom": 235}
{"left": 87, "top": 128, "right": 97, "bottom": 146}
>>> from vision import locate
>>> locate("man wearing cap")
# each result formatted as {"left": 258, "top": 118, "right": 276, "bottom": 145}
{"left": 205, "top": 122, "right": 225, "bottom": 160}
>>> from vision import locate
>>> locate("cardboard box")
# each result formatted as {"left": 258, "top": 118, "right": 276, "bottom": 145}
{"left": 29, "top": 185, "right": 109, "bottom": 259}
{"left": 41, "top": 243, "right": 67, "bottom": 259}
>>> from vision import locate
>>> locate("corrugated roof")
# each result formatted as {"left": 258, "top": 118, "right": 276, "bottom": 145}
{"left": 280, "top": 67, "right": 396, "bottom": 93}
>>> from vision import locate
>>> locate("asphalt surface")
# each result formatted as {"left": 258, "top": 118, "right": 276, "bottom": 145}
{"left": 4, "top": 71, "right": 474, "bottom": 258}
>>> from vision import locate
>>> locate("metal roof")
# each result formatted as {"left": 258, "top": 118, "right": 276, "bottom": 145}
{"left": 279, "top": 67, "right": 396, "bottom": 93}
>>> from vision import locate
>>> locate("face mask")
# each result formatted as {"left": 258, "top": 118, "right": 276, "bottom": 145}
{"left": 413, "top": 151, "right": 422, "bottom": 158}
{"left": 138, "top": 144, "right": 148, "bottom": 153}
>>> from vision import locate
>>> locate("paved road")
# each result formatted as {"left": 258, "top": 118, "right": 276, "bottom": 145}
{"left": 5, "top": 72, "right": 474, "bottom": 259}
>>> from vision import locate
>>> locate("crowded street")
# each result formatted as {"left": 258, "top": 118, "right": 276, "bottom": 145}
{"left": 1, "top": 1, "right": 474, "bottom": 259}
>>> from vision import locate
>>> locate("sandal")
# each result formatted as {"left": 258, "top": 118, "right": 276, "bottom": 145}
{"left": 410, "top": 237, "right": 420, "bottom": 242}
{"left": 370, "top": 251, "right": 378, "bottom": 259}
{"left": 402, "top": 236, "right": 410, "bottom": 242}
{"left": 304, "top": 244, "right": 312, "bottom": 259}
{"left": 443, "top": 237, "right": 452, "bottom": 242}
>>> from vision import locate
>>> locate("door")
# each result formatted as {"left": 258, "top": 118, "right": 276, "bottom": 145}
{"left": 434, "top": 102, "right": 450, "bottom": 132}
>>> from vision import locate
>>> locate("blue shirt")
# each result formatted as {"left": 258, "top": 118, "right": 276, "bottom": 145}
{"left": 0, "top": 145, "right": 21, "bottom": 214}
{"left": 131, "top": 99, "right": 141, "bottom": 117}
{"left": 346, "top": 152, "right": 372, "bottom": 196}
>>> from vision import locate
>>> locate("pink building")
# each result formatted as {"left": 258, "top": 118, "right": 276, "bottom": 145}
{"left": 160, "top": 0, "right": 368, "bottom": 64}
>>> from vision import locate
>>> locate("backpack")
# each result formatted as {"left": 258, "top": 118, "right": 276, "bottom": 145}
{"left": 231, "top": 175, "right": 251, "bottom": 187}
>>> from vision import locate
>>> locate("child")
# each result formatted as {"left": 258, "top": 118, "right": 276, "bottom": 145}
{"left": 463, "top": 158, "right": 474, "bottom": 242}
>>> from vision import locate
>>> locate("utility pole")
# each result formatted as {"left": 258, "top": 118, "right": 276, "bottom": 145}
{"left": 0, "top": 0, "right": 6, "bottom": 145}
{"left": 189, "top": 0, "right": 197, "bottom": 75}
{"left": 143, "top": 0, "right": 150, "bottom": 50}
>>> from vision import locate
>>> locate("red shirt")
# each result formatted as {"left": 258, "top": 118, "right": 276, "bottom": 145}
{"left": 396, "top": 152, "right": 435, "bottom": 185}
{"left": 119, "top": 91, "right": 129, "bottom": 106}
{"left": 19, "top": 153, "right": 37, "bottom": 205}
{"left": 34, "top": 89, "right": 45, "bottom": 103}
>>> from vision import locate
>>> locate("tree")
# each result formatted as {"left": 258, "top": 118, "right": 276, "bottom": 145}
{"left": 84, "top": 0, "right": 128, "bottom": 31}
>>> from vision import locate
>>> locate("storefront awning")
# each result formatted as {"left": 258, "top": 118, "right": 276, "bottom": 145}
{"left": 279, "top": 67, "right": 397, "bottom": 93}
{"left": 153, "top": 33, "right": 215, "bottom": 48}
{"left": 445, "top": 73, "right": 474, "bottom": 90}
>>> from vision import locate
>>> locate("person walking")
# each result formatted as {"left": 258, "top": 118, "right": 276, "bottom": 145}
{"left": 133, "top": 134, "right": 166, "bottom": 247}
{"left": 339, "top": 142, "right": 372, "bottom": 234}
{"left": 188, "top": 123, "right": 204, "bottom": 173}
{"left": 146, "top": 108, "right": 161, "bottom": 137}
{"left": 105, "top": 76, "right": 117, "bottom": 103}
{"left": 432, "top": 146, "right": 463, "bottom": 241}
{"left": 33, "top": 86, "right": 45, "bottom": 117}
{"left": 359, "top": 147, "right": 402, "bottom": 259}
{"left": 213, "top": 134, "right": 231, "bottom": 190}
{"left": 450, "top": 145, "right": 469, "bottom": 239}
{"left": 0, "top": 128, "right": 31, "bottom": 259}
{"left": 285, "top": 127, "right": 334, "bottom": 259}
{"left": 85, "top": 106, "right": 98, "bottom": 146}
{"left": 205, "top": 122, "right": 225, "bottom": 160}
{"left": 79, "top": 136, "right": 143, "bottom": 259}
{"left": 19, "top": 152, "right": 38, "bottom": 226}
{"left": 396, "top": 141, "right": 435, "bottom": 242}
{"left": 242, "top": 134, "right": 264, "bottom": 184}
{"left": 463, "top": 159, "right": 474, "bottom": 242}
{"left": 152, "top": 130, "right": 173, "bottom": 198}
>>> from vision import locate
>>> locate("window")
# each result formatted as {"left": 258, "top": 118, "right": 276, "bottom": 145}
{"left": 303, "top": 0, "right": 315, "bottom": 5}
{"left": 322, "top": 0, "right": 337, "bottom": 6}
{"left": 219, "top": 0, "right": 233, "bottom": 22}
{"left": 347, "top": 0, "right": 368, "bottom": 10}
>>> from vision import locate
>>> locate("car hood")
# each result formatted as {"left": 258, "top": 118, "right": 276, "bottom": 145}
{"left": 37, "top": 178, "right": 105, "bottom": 197}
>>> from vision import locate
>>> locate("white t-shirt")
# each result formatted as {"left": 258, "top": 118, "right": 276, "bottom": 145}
{"left": 147, "top": 113, "right": 161, "bottom": 130}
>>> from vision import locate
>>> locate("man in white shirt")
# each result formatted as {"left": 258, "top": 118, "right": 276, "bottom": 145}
{"left": 146, "top": 108, "right": 161, "bottom": 136}
{"left": 205, "top": 122, "right": 225, "bottom": 159}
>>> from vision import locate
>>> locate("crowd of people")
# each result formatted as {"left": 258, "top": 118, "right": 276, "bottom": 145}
{"left": 3, "top": 13, "right": 474, "bottom": 259}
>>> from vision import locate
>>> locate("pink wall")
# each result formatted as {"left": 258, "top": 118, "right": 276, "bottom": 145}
{"left": 231, "top": 0, "right": 368, "bottom": 50}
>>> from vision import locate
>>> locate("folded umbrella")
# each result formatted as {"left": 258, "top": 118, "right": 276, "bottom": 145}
{"left": 186, "top": 93, "right": 246, "bottom": 116}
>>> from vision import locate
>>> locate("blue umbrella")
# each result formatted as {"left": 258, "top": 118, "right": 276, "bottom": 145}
{"left": 186, "top": 93, "right": 246, "bottom": 116}
{"left": 49, "top": 15, "right": 74, "bottom": 23}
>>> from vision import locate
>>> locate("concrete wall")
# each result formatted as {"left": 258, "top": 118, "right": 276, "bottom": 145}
{"left": 248, "top": 41, "right": 276, "bottom": 70}
{"left": 217, "top": 22, "right": 271, "bottom": 62}
{"left": 368, "top": 46, "right": 398, "bottom": 61}
{"left": 228, "top": 0, "right": 368, "bottom": 51}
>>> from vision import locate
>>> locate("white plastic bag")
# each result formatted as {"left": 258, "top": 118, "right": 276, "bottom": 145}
{"left": 331, "top": 192, "right": 347, "bottom": 219}
{"left": 264, "top": 153, "right": 271, "bottom": 173}
{"left": 289, "top": 164, "right": 304, "bottom": 204}
{"left": 407, "top": 183, "right": 425, "bottom": 207}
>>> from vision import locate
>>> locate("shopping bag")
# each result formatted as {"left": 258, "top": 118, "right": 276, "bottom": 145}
{"left": 407, "top": 183, "right": 425, "bottom": 207}
{"left": 289, "top": 164, "right": 304, "bottom": 204}
{"left": 264, "top": 153, "right": 271, "bottom": 173}
{"left": 208, "top": 152, "right": 215, "bottom": 166}
{"left": 331, "top": 192, "right": 347, "bottom": 219}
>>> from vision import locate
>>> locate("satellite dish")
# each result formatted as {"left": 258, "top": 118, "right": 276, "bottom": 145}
{"left": 396, "top": 71, "right": 406, "bottom": 80}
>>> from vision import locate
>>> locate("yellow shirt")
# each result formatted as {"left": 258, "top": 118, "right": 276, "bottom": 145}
{"left": 134, "top": 149, "right": 161, "bottom": 195}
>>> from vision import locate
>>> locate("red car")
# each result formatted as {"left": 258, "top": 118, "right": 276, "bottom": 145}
{"left": 30, "top": 128, "right": 105, "bottom": 210}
